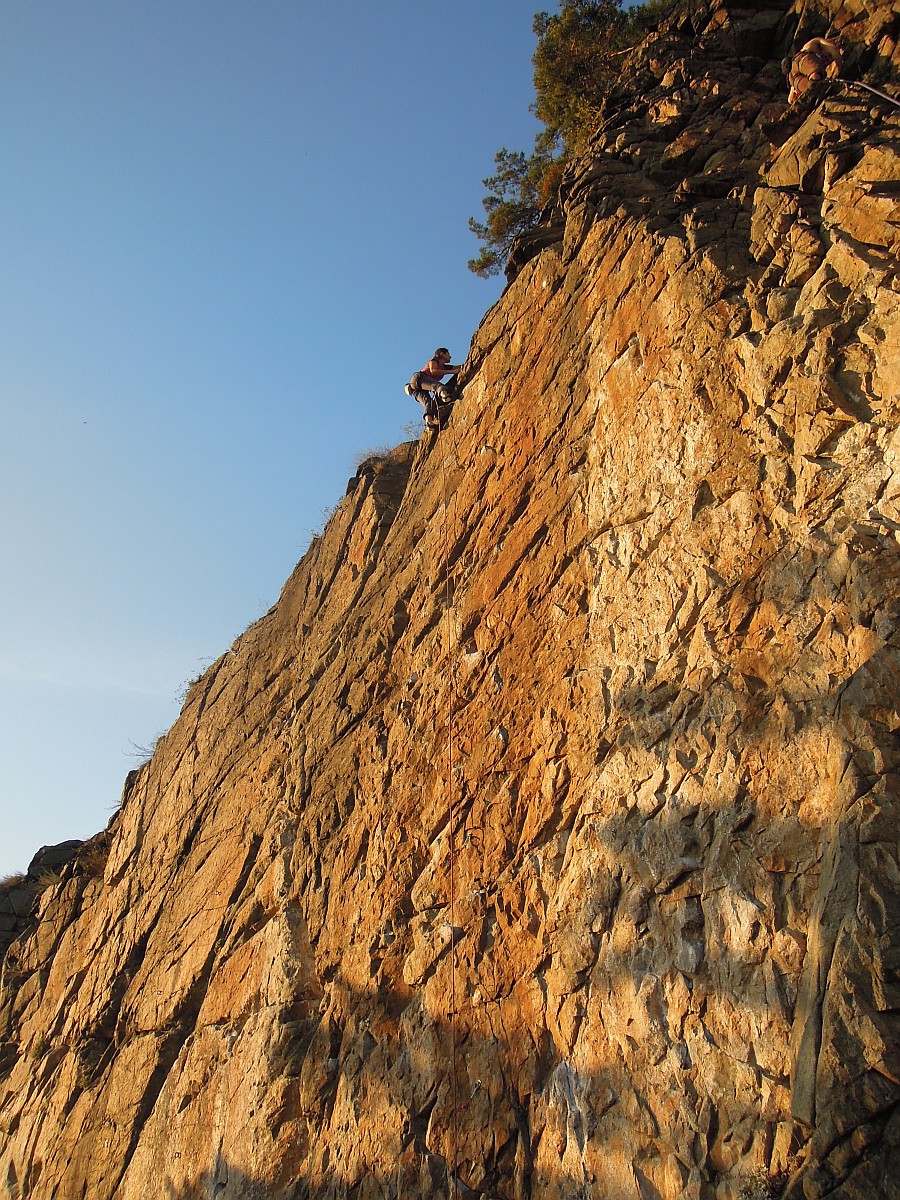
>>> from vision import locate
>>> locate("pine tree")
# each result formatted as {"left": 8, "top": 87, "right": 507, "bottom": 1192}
{"left": 468, "top": 0, "right": 673, "bottom": 277}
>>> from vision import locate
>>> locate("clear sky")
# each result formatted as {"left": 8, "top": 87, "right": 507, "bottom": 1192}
{"left": 0, "top": 0, "right": 546, "bottom": 877}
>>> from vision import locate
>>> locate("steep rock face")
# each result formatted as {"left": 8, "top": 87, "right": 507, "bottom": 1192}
{"left": 1, "top": 2, "right": 898, "bottom": 1198}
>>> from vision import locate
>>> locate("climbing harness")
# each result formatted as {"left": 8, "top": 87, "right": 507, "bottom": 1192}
{"left": 406, "top": 381, "right": 458, "bottom": 431}
{"left": 406, "top": 367, "right": 462, "bottom": 432}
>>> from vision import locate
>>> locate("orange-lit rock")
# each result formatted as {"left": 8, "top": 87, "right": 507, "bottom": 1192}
{"left": 1, "top": 1, "right": 898, "bottom": 1197}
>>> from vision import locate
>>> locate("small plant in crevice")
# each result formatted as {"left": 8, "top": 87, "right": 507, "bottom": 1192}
{"left": 126, "top": 733, "right": 164, "bottom": 766}
{"left": 28, "top": 1033, "right": 51, "bottom": 1060}
{"left": 76, "top": 840, "right": 110, "bottom": 880}
{"left": 352, "top": 445, "right": 395, "bottom": 473}
{"left": 738, "top": 1166, "right": 794, "bottom": 1200}
{"left": 176, "top": 658, "right": 214, "bottom": 706}
{"left": 306, "top": 501, "right": 339, "bottom": 548}
{"left": 35, "top": 870, "right": 63, "bottom": 894}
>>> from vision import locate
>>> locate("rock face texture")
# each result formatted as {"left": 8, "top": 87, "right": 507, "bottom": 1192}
{"left": 0, "top": 844, "right": 85, "bottom": 962}
{"left": 1, "top": 2, "right": 898, "bottom": 1198}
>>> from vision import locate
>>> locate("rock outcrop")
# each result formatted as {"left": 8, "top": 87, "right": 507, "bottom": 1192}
{"left": 0, "top": 843, "right": 86, "bottom": 963}
{"left": 1, "top": 1, "right": 897, "bottom": 1198}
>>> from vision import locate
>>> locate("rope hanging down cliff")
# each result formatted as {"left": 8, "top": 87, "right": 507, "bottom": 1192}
{"left": 439, "top": 418, "right": 461, "bottom": 1200}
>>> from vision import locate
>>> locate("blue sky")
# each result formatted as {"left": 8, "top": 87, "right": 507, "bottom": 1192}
{"left": 0, "top": 0, "right": 545, "bottom": 876}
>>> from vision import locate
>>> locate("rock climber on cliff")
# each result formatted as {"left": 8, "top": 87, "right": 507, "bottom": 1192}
{"left": 786, "top": 37, "right": 842, "bottom": 102}
{"left": 406, "top": 348, "right": 463, "bottom": 430}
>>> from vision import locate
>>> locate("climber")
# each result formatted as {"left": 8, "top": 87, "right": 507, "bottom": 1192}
{"left": 405, "top": 348, "right": 463, "bottom": 430}
{"left": 787, "top": 37, "right": 842, "bottom": 102}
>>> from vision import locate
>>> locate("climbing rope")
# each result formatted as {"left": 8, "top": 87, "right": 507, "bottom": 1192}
{"left": 438, "top": 416, "right": 461, "bottom": 1200}
{"left": 838, "top": 77, "right": 900, "bottom": 110}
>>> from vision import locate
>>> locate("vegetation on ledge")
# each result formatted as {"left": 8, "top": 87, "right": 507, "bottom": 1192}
{"left": 468, "top": 0, "right": 674, "bottom": 277}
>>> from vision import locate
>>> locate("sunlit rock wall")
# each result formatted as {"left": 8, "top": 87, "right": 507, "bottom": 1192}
{"left": 1, "top": 1, "right": 897, "bottom": 1198}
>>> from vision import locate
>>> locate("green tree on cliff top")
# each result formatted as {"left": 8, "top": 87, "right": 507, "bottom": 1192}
{"left": 469, "top": 0, "right": 672, "bottom": 277}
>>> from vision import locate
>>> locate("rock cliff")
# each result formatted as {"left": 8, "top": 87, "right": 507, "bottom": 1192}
{"left": 1, "top": 1, "right": 898, "bottom": 1198}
